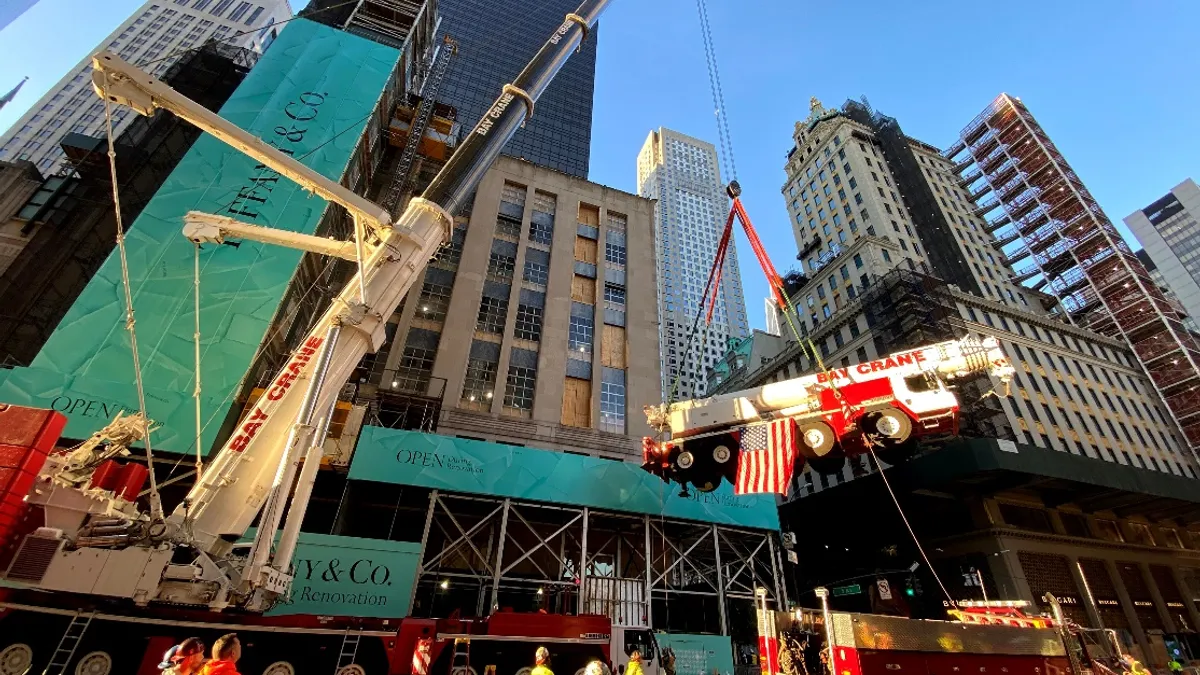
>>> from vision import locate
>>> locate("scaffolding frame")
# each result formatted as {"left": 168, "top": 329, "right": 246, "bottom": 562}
{"left": 948, "top": 95, "right": 1200, "bottom": 453}
{"left": 407, "top": 489, "right": 784, "bottom": 636}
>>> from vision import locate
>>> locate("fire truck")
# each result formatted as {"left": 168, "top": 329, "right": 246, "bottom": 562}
{"left": 0, "top": 2, "right": 670, "bottom": 674}
{"left": 641, "top": 338, "right": 1014, "bottom": 493}
{"left": 761, "top": 598, "right": 1124, "bottom": 675}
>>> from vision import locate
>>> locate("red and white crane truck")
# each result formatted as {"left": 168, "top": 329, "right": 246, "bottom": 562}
{"left": 641, "top": 338, "right": 1014, "bottom": 493}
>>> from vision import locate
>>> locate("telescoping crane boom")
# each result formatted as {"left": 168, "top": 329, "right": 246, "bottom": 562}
{"left": 641, "top": 336, "right": 1015, "bottom": 493}
{"left": 0, "top": 0, "right": 612, "bottom": 613}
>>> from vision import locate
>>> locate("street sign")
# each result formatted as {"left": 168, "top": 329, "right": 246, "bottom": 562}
{"left": 830, "top": 584, "right": 861, "bottom": 597}
{"left": 877, "top": 579, "right": 893, "bottom": 600}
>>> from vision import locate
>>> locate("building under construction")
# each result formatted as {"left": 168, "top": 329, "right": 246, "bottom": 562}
{"left": 0, "top": 41, "right": 259, "bottom": 368}
{"left": 947, "top": 94, "right": 1200, "bottom": 453}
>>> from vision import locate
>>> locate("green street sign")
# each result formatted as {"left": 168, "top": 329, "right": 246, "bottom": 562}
{"left": 831, "top": 584, "right": 862, "bottom": 597}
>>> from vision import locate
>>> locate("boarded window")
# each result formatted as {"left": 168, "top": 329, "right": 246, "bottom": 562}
{"left": 571, "top": 275, "right": 596, "bottom": 304}
{"left": 562, "top": 377, "right": 592, "bottom": 428}
{"left": 601, "top": 324, "right": 626, "bottom": 369}
{"left": 574, "top": 236, "right": 598, "bottom": 264}
{"left": 578, "top": 203, "right": 600, "bottom": 227}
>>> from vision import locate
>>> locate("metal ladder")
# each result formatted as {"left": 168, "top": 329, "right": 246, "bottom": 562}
{"left": 381, "top": 34, "right": 458, "bottom": 215}
{"left": 43, "top": 612, "right": 94, "bottom": 675}
{"left": 335, "top": 629, "right": 362, "bottom": 673}
{"left": 451, "top": 637, "right": 472, "bottom": 675}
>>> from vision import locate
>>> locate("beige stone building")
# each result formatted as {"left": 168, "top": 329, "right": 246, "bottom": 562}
{"left": 0, "top": 160, "right": 43, "bottom": 276}
{"left": 335, "top": 156, "right": 660, "bottom": 461}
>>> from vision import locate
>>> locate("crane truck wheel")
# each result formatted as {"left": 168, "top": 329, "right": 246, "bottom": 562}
{"left": 73, "top": 651, "right": 112, "bottom": 675}
{"left": 338, "top": 666, "right": 368, "bottom": 675}
{"left": 0, "top": 643, "right": 32, "bottom": 675}
{"left": 450, "top": 667, "right": 477, "bottom": 675}
{"left": 712, "top": 443, "right": 733, "bottom": 464}
{"left": 865, "top": 408, "right": 912, "bottom": 443}
{"left": 262, "top": 662, "right": 296, "bottom": 675}
{"left": 797, "top": 421, "right": 836, "bottom": 459}
{"left": 676, "top": 450, "right": 695, "bottom": 470}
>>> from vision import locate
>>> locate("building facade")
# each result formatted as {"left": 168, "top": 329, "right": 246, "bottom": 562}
{"left": 1125, "top": 179, "right": 1200, "bottom": 334}
{"left": 637, "top": 127, "right": 749, "bottom": 400}
{"left": 343, "top": 155, "right": 660, "bottom": 460}
{"left": 948, "top": 95, "right": 1200, "bottom": 454}
{"left": 436, "top": 0, "right": 597, "bottom": 179}
{"left": 0, "top": 0, "right": 291, "bottom": 175}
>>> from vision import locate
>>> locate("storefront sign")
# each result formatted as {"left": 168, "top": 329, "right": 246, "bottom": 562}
{"left": 0, "top": 19, "right": 400, "bottom": 454}
{"left": 246, "top": 530, "right": 420, "bottom": 618}
{"left": 656, "top": 634, "right": 734, "bottom": 675}
{"left": 351, "top": 427, "right": 781, "bottom": 530}
{"left": 1097, "top": 599, "right": 1120, "bottom": 606}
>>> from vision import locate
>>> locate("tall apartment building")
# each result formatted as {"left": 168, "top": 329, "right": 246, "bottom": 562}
{"left": 637, "top": 127, "right": 749, "bottom": 400}
{"left": 436, "top": 0, "right": 597, "bottom": 178}
{"left": 1125, "top": 179, "right": 1200, "bottom": 333}
{"left": 0, "top": 0, "right": 291, "bottom": 175}
{"left": 948, "top": 95, "right": 1200, "bottom": 453}
{"left": 356, "top": 155, "right": 660, "bottom": 459}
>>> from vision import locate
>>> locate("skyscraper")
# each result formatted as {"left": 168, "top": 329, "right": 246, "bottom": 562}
{"left": 436, "top": 0, "right": 597, "bottom": 178}
{"left": 0, "top": 0, "right": 291, "bottom": 175}
{"left": 949, "top": 95, "right": 1200, "bottom": 452}
{"left": 1125, "top": 179, "right": 1200, "bottom": 332}
{"left": 637, "top": 127, "right": 750, "bottom": 400}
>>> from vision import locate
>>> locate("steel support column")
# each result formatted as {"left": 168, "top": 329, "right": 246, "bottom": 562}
{"left": 644, "top": 515, "right": 653, "bottom": 628}
{"left": 768, "top": 534, "right": 784, "bottom": 608}
{"left": 712, "top": 524, "right": 727, "bottom": 635}
{"left": 580, "top": 507, "right": 589, "bottom": 609}
{"left": 407, "top": 488, "right": 438, "bottom": 615}
{"left": 489, "top": 499, "right": 511, "bottom": 612}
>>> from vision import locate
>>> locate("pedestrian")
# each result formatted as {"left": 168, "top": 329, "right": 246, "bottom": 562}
{"left": 158, "top": 638, "right": 206, "bottom": 675}
{"left": 626, "top": 650, "right": 645, "bottom": 675}
{"left": 533, "top": 647, "right": 553, "bottom": 675}
{"left": 199, "top": 634, "right": 242, "bottom": 675}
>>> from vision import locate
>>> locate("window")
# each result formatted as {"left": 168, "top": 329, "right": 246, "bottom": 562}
{"left": 604, "top": 283, "right": 626, "bottom": 306}
{"left": 503, "top": 364, "right": 537, "bottom": 410}
{"left": 462, "top": 359, "right": 499, "bottom": 405}
{"left": 515, "top": 304, "right": 543, "bottom": 342}
{"left": 569, "top": 313, "right": 594, "bottom": 354}
{"left": 600, "top": 368, "right": 626, "bottom": 433}
{"left": 854, "top": 193, "right": 863, "bottom": 205}
{"left": 529, "top": 215, "right": 554, "bottom": 245}
{"left": 523, "top": 259, "right": 548, "bottom": 285}
{"left": 417, "top": 282, "right": 452, "bottom": 321}
{"left": 488, "top": 252, "right": 516, "bottom": 282}
{"left": 476, "top": 296, "right": 509, "bottom": 334}
{"left": 853, "top": 254, "right": 864, "bottom": 269}
{"left": 882, "top": 250, "right": 891, "bottom": 263}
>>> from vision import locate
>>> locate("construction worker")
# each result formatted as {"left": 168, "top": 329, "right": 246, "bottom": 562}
{"left": 626, "top": 651, "right": 645, "bottom": 675}
{"left": 158, "top": 638, "right": 206, "bottom": 675}
{"left": 199, "top": 634, "right": 242, "bottom": 675}
{"left": 533, "top": 647, "right": 553, "bottom": 675}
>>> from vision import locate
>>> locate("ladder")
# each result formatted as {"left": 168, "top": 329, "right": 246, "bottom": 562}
{"left": 335, "top": 629, "right": 362, "bottom": 673}
{"left": 382, "top": 34, "right": 458, "bottom": 215}
{"left": 451, "top": 637, "right": 472, "bottom": 675}
{"left": 43, "top": 612, "right": 94, "bottom": 675}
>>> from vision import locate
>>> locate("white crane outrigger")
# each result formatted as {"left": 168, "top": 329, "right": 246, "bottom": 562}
{"left": 4, "top": 0, "right": 611, "bottom": 612}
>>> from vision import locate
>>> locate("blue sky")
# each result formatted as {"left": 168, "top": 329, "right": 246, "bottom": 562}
{"left": 2, "top": 0, "right": 1198, "bottom": 332}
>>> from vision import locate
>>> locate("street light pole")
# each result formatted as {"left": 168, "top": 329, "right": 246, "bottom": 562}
{"left": 815, "top": 587, "right": 835, "bottom": 675}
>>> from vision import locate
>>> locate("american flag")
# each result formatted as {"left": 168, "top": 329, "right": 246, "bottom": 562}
{"left": 734, "top": 419, "right": 798, "bottom": 495}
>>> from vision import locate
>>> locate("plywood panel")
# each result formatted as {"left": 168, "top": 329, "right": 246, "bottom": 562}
{"left": 578, "top": 204, "right": 600, "bottom": 226}
{"left": 571, "top": 276, "right": 596, "bottom": 304}
{"left": 602, "top": 324, "right": 626, "bottom": 369}
{"left": 574, "top": 236, "right": 598, "bottom": 264}
{"left": 561, "top": 377, "right": 592, "bottom": 428}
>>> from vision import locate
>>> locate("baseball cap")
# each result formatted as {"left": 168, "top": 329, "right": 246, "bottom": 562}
{"left": 158, "top": 646, "right": 181, "bottom": 670}
{"left": 158, "top": 639, "right": 204, "bottom": 670}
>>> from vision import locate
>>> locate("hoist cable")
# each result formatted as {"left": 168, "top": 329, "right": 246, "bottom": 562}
{"left": 694, "top": 0, "right": 737, "bottom": 182}
{"left": 103, "top": 75, "right": 163, "bottom": 520}
{"left": 193, "top": 243, "right": 204, "bottom": 486}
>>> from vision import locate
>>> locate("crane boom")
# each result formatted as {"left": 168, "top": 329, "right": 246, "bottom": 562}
{"left": 0, "top": 0, "right": 613, "bottom": 613}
